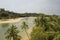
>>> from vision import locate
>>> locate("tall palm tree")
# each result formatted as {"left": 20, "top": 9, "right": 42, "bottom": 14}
{"left": 35, "top": 14, "right": 46, "bottom": 26}
{"left": 21, "top": 21, "right": 29, "bottom": 40}
{"left": 35, "top": 17, "right": 40, "bottom": 27}
{"left": 5, "top": 25, "right": 21, "bottom": 40}
{"left": 35, "top": 14, "right": 47, "bottom": 31}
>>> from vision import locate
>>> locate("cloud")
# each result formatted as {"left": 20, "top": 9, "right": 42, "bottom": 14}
{"left": 0, "top": 0, "right": 60, "bottom": 15}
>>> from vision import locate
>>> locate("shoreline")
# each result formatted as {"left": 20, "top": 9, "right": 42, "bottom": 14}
{"left": 0, "top": 18, "right": 23, "bottom": 24}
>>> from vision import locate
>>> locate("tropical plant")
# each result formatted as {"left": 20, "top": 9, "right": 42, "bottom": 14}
{"left": 21, "top": 21, "right": 29, "bottom": 40}
{"left": 5, "top": 25, "right": 21, "bottom": 40}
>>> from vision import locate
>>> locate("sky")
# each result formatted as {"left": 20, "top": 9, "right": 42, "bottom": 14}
{"left": 0, "top": 0, "right": 60, "bottom": 15}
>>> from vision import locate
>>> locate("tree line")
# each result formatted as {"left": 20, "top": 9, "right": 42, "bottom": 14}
{"left": 0, "top": 8, "right": 39, "bottom": 19}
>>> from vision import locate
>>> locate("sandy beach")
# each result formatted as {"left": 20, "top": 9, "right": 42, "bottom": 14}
{"left": 0, "top": 18, "right": 23, "bottom": 24}
{"left": 0, "top": 18, "right": 33, "bottom": 40}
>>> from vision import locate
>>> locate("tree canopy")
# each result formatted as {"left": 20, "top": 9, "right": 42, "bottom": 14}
{"left": 30, "top": 14, "right": 60, "bottom": 40}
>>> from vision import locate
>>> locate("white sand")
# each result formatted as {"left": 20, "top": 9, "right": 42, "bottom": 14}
{"left": 0, "top": 18, "right": 23, "bottom": 24}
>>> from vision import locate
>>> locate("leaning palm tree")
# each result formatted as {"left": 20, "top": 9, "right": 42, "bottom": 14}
{"left": 21, "top": 21, "right": 29, "bottom": 40}
{"left": 35, "top": 14, "right": 47, "bottom": 31}
{"left": 35, "top": 14, "right": 46, "bottom": 27}
{"left": 5, "top": 25, "right": 21, "bottom": 40}
{"left": 35, "top": 17, "right": 40, "bottom": 27}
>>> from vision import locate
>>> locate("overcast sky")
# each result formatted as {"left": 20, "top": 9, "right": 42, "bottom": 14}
{"left": 0, "top": 0, "right": 60, "bottom": 15}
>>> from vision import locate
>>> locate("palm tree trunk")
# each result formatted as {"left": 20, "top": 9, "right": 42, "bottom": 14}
{"left": 13, "top": 35, "right": 15, "bottom": 40}
{"left": 25, "top": 29, "right": 30, "bottom": 40}
{"left": 10, "top": 37, "right": 11, "bottom": 40}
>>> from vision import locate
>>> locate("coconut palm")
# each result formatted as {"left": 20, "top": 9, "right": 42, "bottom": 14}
{"left": 35, "top": 17, "right": 40, "bottom": 27}
{"left": 5, "top": 25, "right": 21, "bottom": 40}
{"left": 35, "top": 14, "right": 48, "bottom": 31}
{"left": 21, "top": 21, "right": 29, "bottom": 40}
{"left": 35, "top": 14, "right": 45, "bottom": 27}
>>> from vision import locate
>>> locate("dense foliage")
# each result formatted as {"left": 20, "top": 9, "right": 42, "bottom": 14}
{"left": 0, "top": 9, "right": 21, "bottom": 19}
{"left": 5, "top": 25, "right": 21, "bottom": 40}
{"left": 0, "top": 8, "right": 39, "bottom": 19}
{"left": 30, "top": 14, "right": 60, "bottom": 40}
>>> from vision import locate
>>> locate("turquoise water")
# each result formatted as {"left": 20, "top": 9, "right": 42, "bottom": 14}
{"left": 0, "top": 17, "right": 36, "bottom": 40}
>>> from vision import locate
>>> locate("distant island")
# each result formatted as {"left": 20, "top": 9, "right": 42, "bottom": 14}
{"left": 0, "top": 8, "right": 40, "bottom": 19}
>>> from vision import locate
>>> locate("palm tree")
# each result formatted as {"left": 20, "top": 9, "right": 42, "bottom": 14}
{"left": 21, "top": 21, "right": 29, "bottom": 40}
{"left": 35, "top": 14, "right": 48, "bottom": 31}
{"left": 35, "top": 17, "right": 40, "bottom": 27}
{"left": 35, "top": 14, "right": 46, "bottom": 26}
{"left": 5, "top": 25, "right": 21, "bottom": 40}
